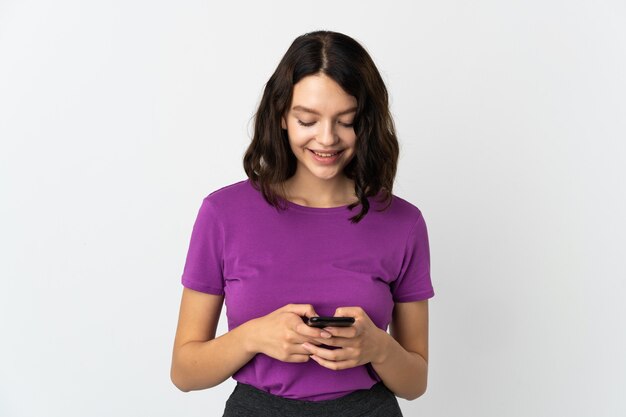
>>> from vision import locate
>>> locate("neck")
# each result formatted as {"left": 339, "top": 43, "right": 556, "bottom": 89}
{"left": 281, "top": 173, "right": 357, "bottom": 208}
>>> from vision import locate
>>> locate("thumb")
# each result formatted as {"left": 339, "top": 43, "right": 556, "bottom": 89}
{"left": 284, "top": 303, "right": 318, "bottom": 318}
{"left": 334, "top": 306, "right": 357, "bottom": 317}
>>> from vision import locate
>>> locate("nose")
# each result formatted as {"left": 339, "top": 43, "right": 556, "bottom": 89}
{"left": 317, "top": 121, "right": 338, "bottom": 146}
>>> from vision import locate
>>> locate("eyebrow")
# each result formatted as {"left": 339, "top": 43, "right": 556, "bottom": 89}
{"left": 291, "top": 105, "right": 357, "bottom": 116}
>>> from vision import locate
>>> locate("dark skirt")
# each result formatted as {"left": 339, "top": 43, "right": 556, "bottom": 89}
{"left": 222, "top": 381, "right": 403, "bottom": 417}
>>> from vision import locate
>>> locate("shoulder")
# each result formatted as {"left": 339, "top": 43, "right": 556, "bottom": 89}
{"left": 389, "top": 194, "right": 423, "bottom": 217}
{"left": 198, "top": 178, "right": 265, "bottom": 219}
{"left": 360, "top": 191, "right": 426, "bottom": 234}
{"left": 201, "top": 178, "right": 255, "bottom": 206}
{"left": 375, "top": 192, "right": 424, "bottom": 226}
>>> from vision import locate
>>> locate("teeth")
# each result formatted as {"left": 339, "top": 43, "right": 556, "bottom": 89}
{"left": 313, "top": 151, "right": 340, "bottom": 157}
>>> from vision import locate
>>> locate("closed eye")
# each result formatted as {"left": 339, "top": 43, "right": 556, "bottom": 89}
{"left": 297, "top": 120, "right": 316, "bottom": 127}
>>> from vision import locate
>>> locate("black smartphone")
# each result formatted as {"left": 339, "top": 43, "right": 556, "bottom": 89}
{"left": 304, "top": 316, "right": 355, "bottom": 328}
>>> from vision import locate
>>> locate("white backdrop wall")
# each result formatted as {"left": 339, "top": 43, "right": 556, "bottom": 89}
{"left": 1, "top": 1, "right": 625, "bottom": 416}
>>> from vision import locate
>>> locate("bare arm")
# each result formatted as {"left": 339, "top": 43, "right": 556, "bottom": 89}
{"left": 170, "top": 287, "right": 326, "bottom": 392}
{"left": 301, "top": 300, "right": 429, "bottom": 400}
{"left": 170, "top": 288, "right": 252, "bottom": 391}
{"left": 371, "top": 300, "right": 429, "bottom": 400}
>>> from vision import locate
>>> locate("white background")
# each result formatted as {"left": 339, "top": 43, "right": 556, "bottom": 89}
{"left": 1, "top": 1, "right": 625, "bottom": 416}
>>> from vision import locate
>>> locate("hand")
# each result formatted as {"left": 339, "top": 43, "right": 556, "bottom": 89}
{"left": 250, "top": 304, "right": 330, "bottom": 363}
{"left": 301, "top": 306, "right": 389, "bottom": 370}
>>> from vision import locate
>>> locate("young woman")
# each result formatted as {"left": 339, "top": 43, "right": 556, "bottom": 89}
{"left": 170, "top": 30, "right": 435, "bottom": 417}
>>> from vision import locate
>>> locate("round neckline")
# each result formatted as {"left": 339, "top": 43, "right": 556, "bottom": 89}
{"left": 282, "top": 198, "right": 358, "bottom": 214}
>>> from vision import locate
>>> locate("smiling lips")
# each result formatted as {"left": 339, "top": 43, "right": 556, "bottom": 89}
{"left": 309, "top": 149, "right": 343, "bottom": 157}
{"left": 308, "top": 149, "right": 345, "bottom": 164}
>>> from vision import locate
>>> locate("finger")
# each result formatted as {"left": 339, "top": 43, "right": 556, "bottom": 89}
{"left": 319, "top": 326, "right": 359, "bottom": 339}
{"left": 334, "top": 306, "right": 363, "bottom": 318}
{"left": 302, "top": 342, "right": 349, "bottom": 362}
{"left": 310, "top": 337, "right": 350, "bottom": 348}
{"left": 286, "top": 353, "right": 313, "bottom": 363}
{"left": 289, "top": 334, "right": 325, "bottom": 346}
{"left": 283, "top": 342, "right": 315, "bottom": 362}
{"left": 309, "top": 355, "right": 356, "bottom": 371}
{"left": 293, "top": 322, "right": 332, "bottom": 339}
{"left": 284, "top": 303, "right": 318, "bottom": 319}
{"left": 289, "top": 343, "right": 320, "bottom": 357}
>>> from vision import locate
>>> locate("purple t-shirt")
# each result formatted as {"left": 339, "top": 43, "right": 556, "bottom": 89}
{"left": 180, "top": 179, "right": 434, "bottom": 401}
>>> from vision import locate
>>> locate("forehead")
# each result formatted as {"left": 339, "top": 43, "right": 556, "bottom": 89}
{"left": 291, "top": 74, "right": 357, "bottom": 114}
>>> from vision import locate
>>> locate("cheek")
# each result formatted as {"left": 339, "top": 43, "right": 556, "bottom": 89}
{"left": 287, "top": 124, "right": 313, "bottom": 144}
{"left": 345, "top": 132, "right": 358, "bottom": 148}
{"left": 286, "top": 131, "right": 307, "bottom": 154}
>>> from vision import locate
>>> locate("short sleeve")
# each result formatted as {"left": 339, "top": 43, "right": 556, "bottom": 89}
{"left": 180, "top": 198, "right": 225, "bottom": 295}
{"left": 391, "top": 212, "right": 435, "bottom": 302}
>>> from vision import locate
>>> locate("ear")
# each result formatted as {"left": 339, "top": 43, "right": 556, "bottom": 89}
{"left": 281, "top": 115, "right": 287, "bottom": 130}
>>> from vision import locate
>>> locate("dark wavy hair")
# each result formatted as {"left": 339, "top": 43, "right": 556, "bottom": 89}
{"left": 243, "top": 30, "right": 399, "bottom": 223}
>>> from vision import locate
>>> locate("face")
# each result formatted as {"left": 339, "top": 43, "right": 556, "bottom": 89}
{"left": 281, "top": 73, "right": 358, "bottom": 183}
